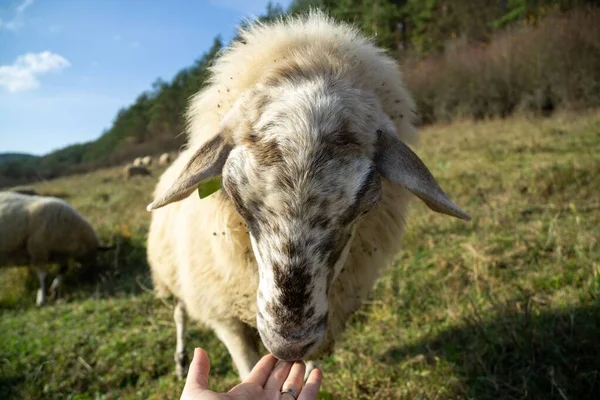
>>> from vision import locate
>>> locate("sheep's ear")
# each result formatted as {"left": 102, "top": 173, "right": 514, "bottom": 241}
{"left": 147, "top": 134, "right": 232, "bottom": 211}
{"left": 375, "top": 130, "right": 471, "bottom": 221}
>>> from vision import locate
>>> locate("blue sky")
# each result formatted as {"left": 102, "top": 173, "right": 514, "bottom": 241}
{"left": 0, "top": 0, "right": 291, "bottom": 155}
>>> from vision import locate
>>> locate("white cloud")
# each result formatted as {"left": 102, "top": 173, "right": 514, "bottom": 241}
{"left": 16, "top": 0, "right": 34, "bottom": 14}
{"left": 0, "top": 51, "right": 70, "bottom": 93}
{"left": 0, "top": 18, "right": 20, "bottom": 31}
{"left": 0, "top": 0, "right": 35, "bottom": 31}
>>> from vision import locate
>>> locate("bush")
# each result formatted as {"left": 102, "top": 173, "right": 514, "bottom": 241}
{"left": 404, "top": 8, "right": 600, "bottom": 124}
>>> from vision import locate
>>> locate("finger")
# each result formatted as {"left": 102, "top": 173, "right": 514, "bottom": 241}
{"left": 243, "top": 354, "right": 278, "bottom": 386}
{"left": 263, "top": 360, "right": 293, "bottom": 392}
{"left": 281, "top": 361, "right": 306, "bottom": 400}
{"left": 298, "top": 368, "right": 322, "bottom": 400}
{"left": 183, "top": 348, "right": 210, "bottom": 392}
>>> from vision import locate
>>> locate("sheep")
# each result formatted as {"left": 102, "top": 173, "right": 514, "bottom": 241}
{"left": 158, "top": 152, "right": 172, "bottom": 165}
{"left": 0, "top": 192, "right": 112, "bottom": 306}
{"left": 141, "top": 155, "right": 153, "bottom": 167}
{"left": 146, "top": 11, "right": 470, "bottom": 381}
{"left": 133, "top": 157, "right": 143, "bottom": 166}
{"left": 123, "top": 164, "right": 151, "bottom": 179}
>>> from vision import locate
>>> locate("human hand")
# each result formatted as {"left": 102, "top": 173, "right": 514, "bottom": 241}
{"left": 180, "top": 348, "right": 323, "bottom": 400}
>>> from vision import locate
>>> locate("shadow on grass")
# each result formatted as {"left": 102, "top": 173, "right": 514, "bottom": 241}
{"left": 0, "top": 234, "right": 152, "bottom": 310}
{"left": 0, "top": 375, "right": 25, "bottom": 399}
{"left": 61, "top": 234, "right": 153, "bottom": 301}
{"left": 381, "top": 303, "right": 600, "bottom": 399}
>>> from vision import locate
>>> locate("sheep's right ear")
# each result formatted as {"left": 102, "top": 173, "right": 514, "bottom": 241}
{"left": 147, "top": 134, "right": 232, "bottom": 211}
{"left": 375, "top": 129, "right": 471, "bottom": 221}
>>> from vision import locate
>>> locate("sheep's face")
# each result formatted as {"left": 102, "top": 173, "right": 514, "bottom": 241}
{"left": 148, "top": 79, "right": 470, "bottom": 361}
{"left": 217, "top": 81, "right": 388, "bottom": 360}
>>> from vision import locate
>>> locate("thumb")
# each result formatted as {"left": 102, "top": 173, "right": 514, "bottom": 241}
{"left": 183, "top": 348, "right": 211, "bottom": 393}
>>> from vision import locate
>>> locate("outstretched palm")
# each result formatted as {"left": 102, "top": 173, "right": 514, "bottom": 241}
{"left": 181, "top": 348, "right": 322, "bottom": 400}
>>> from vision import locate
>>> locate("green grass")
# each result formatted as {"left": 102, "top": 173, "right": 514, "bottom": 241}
{"left": 1, "top": 111, "right": 599, "bottom": 399}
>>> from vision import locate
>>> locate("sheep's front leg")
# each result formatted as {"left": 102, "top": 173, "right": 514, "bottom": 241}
{"left": 49, "top": 264, "right": 68, "bottom": 301}
{"left": 34, "top": 267, "right": 48, "bottom": 306}
{"left": 210, "top": 319, "right": 260, "bottom": 380}
{"left": 174, "top": 300, "right": 188, "bottom": 380}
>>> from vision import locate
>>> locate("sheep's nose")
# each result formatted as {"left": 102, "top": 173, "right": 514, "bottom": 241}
{"left": 259, "top": 320, "right": 327, "bottom": 361}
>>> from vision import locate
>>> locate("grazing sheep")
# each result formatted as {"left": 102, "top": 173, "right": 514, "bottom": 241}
{"left": 141, "top": 155, "right": 153, "bottom": 167}
{"left": 133, "top": 157, "right": 143, "bottom": 166}
{"left": 123, "top": 164, "right": 151, "bottom": 179}
{"left": 0, "top": 192, "right": 111, "bottom": 306}
{"left": 147, "top": 11, "right": 470, "bottom": 381}
{"left": 159, "top": 152, "right": 172, "bottom": 165}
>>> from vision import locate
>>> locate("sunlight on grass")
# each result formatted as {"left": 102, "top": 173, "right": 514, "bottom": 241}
{"left": 1, "top": 111, "right": 599, "bottom": 399}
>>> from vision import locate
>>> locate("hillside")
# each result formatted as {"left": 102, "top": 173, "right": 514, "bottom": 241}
{"left": 0, "top": 153, "right": 40, "bottom": 188}
{"left": 1, "top": 111, "right": 598, "bottom": 399}
{"left": 0, "top": 153, "right": 38, "bottom": 162}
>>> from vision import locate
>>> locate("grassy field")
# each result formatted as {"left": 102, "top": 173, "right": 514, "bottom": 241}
{"left": 1, "top": 111, "right": 599, "bottom": 399}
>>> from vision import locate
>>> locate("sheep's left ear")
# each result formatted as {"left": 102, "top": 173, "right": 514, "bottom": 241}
{"left": 147, "top": 133, "right": 232, "bottom": 211}
{"left": 375, "top": 129, "right": 471, "bottom": 221}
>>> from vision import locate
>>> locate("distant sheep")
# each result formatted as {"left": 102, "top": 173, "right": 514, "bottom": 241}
{"left": 147, "top": 11, "right": 470, "bottom": 381}
{"left": 158, "top": 152, "right": 172, "bottom": 165}
{"left": 0, "top": 192, "right": 112, "bottom": 306}
{"left": 141, "top": 156, "right": 153, "bottom": 167}
{"left": 123, "top": 164, "right": 151, "bottom": 179}
{"left": 133, "top": 157, "right": 143, "bottom": 166}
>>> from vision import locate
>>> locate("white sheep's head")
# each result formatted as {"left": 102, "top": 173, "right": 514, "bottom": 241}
{"left": 147, "top": 76, "right": 470, "bottom": 361}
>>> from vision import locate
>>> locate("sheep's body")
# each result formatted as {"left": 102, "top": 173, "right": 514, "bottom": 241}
{"left": 0, "top": 192, "right": 101, "bottom": 305}
{"left": 141, "top": 156, "right": 153, "bottom": 167}
{"left": 123, "top": 164, "right": 151, "bottom": 179}
{"left": 133, "top": 157, "right": 143, "bottom": 166}
{"left": 148, "top": 12, "right": 424, "bottom": 379}
{"left": 158, "top": 153, "right": 172, "bottom": 165}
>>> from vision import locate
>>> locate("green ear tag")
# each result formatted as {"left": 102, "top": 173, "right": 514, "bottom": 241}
{"left": 197, "top": 176, "right": 222, "bottom": 199}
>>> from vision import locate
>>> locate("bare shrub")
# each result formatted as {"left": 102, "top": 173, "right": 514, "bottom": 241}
{"left": 404, "top": 8, "right": 600, "bottom": 124}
